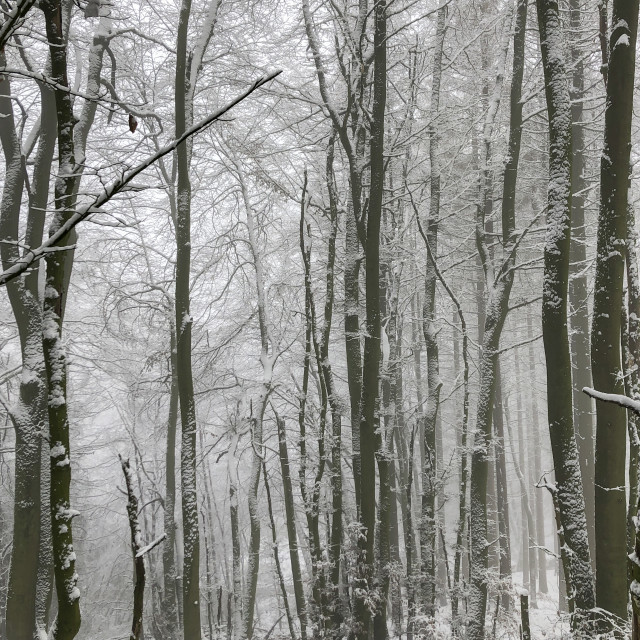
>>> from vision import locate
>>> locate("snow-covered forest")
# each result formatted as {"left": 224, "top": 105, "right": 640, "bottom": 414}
{"left": 0, "top": 0, "right": 639, "bottom": 637}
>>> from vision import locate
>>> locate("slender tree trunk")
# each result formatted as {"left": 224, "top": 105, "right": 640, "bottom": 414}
{"left": 527, "top": 310, "right": 548, "bottom": 594}
{"left": 568, "top": 0, "right": 596, "bottom": 564}
{"left": 39, "top": 0, "right": 85, "bottom": 635}
{"left": 419, "top": 3, "right": 446, "bottom": 620}
{"left": 174, "top": 0, "right": 201, "bottom": 634}
{"left": 591, "top": 0, "right": 639, "bottom": 624}
{"left": 493, "top": 367, "right": 511, "bottom": 612}
{"left": 275, "top": 414, "right": 308, "bottom": 640}
{"left": 163, "top": 329, "right": 179, "bottom": 638}
{"left": 357, "top": 3, "right": 386, "bottom": 637}
{"left": 229, "top": 458, "right": 243, "bottom": 640}
{"left": 625, "top": 206, "right": 640, "bottom": 567}
{"left": 467, "top": 3, "right": 525, "bottom": 636}
{"left": 0, "top": 50, "right": 46, "bottom": 640}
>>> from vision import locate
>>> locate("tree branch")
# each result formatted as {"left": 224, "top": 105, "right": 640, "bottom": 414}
{"left": 0, "top": 70, "right": 281, "bottom": 287}
{"left": 582, "top": 387, "right": 640, "bottom": 415}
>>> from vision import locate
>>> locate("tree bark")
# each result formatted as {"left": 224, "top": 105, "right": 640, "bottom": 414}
{"left": 591, "top": 0, "right": 639, "bottom": 624}
{"left": 568, "top": 0, "right": 596, "bottom": 563}
{"left": 357, "top": 2, "right": 387, "bottom": 637}
{"left": 536, "top": 0, "right": 596, "bottom": 625}
{"left": 174, "top": 0, "right": 201, "bottom": 634}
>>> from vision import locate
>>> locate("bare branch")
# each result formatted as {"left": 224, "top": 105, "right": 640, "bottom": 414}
{"left": 0, "top": 70, "right": 282, "bottom": 287}
{"left": 0, "top": 0, "right": 38, "bottom": 51}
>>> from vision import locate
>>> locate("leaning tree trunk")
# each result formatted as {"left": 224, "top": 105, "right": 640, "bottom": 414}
{"left": 536, "top": 0, "right": 596, "bottom": 628}
{"left": 591, "top": 0, "right": 639, "bottom": 625}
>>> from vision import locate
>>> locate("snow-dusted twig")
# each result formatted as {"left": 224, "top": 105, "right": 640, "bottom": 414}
{"left": 135, "top": 533, "right": 166, "bottom": 558}
{"left": 0, "top": 70, "right": 282, "bottom": 287}
{"left": 582, "top": 386, "right": 640, "bottom": 415}
{"left": 0, "top": 0, "right": 38, "bottom": 51}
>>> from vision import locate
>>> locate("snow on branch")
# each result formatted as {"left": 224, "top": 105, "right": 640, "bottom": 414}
{"left": 0, "top": 0, "right": 38, "bottom": 51}
{"left": 0, "top": 69, "right": 282, "bottom": 287}
{"left": 135, "top": 533, "right": 166, "bottom": 558}
{"left": 582, "top": 387, "right": 640, "bottom": 415}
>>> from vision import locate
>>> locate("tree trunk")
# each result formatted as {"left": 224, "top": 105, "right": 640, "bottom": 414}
{"left": 568, "top": 0, "right": 596, "bottom": 564}
{"left": 162, "top": 329, "right": 179, "bottom": 638}
{"left": 174, "top": 0, "right": 201, "bottom": 634}
{"left": 493, "top": 367, "right": 511, "bottom": 613}
{"left": 527, "top": 310, "right": 548, "bottom": 594}
{"left": 40, "top": 0, "right": 84, "bottom": 635}
{"left": 591, "top": 0, "right": 639, "bottom": 624}
{"left": 419, "top": 3, "right": 446, "bottom": 620}
{"left": 536, "top": 0, "right": 596, "bottom": 626}
{"left": 466, "top": 3, "right": 525, "bottom": 636}
{"left": 275, "top": 414, "right": 308, "bottom": 640}
{"left": 358, "top": 2, "right": 386, "bottom": 637}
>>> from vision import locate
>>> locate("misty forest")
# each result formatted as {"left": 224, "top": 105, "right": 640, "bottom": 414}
{"left": 2, "top": 0, "right": 640, "bottom": 638}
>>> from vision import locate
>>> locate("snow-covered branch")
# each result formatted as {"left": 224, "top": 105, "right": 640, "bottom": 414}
{"left": 582, "top": 387, "right": 640, "bottom": 415}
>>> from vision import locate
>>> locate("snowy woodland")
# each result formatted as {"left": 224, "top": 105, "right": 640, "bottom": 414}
{"left": 1, "top": 0, "right": 640, "bottom": 638}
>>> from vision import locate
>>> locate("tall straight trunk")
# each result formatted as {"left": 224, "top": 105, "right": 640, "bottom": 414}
{"left": 30, "top": 57, "right": 60, "bottom": 640}
{"left": 163, "top": 329, "right": 179, "bottom": 638}
{"left": 232, "top": 162, "right": 276, "bottom": 639}
{"left": 301, "top": 0, "right": 365, "bottom": 519}
{"left": 467, "top": 3, "right": 525, "bottom": 636}
{"left": 451, "top": 305, "right": 470, "bottom": 630}
{"left": 317, "top": 137, "right": 344, "bottom": 633}
{"left": 229, "top": 463, "right": 243, "bottom": 639}
{"left": 275, "top": 415, "right": 308, "bottom": 640}
{"left": 0, "top": 52, "right": 46, "bottom": 640}
{"left": 357, "top": 2, "right": 386, "bottom": 637}
{"left": 174, "top": 0, "right": 201, "bottom": 635}
{"left": 568, "top": 0, "right": 595, "bottom": 562}
{"left": 493, "top": 367, "right": 511, "bottom": 612}
{"left": 625, "top": 206, "right": 640, "bottom": 564}
{"left": 514, "top": 352, "right": 537, "bottom": 606}
{"left": 526, "top": 310, "right": 548, "bottom": 594}
{"left": 591, "top": 0, "right": 638, "bottom": 624}
{"left": 262, "top": 463, "right": 297, "bottom": 640}
{"left": 39, "top": 0, "right": 83, "bottom": 636}
{"left": 419, "top": 3, "right": 446, "bottom": 619}
{"left": 536, "top": 0, "right": 596, "bottom": 625}
{"left": 622, "top": 303, "right": 640, "bottom": 575}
